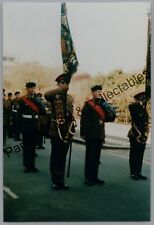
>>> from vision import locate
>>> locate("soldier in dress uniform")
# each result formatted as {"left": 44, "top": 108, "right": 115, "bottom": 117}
{"left": 18, "top": 82, "right": 46, "bottom": 172}
{"left": 44, "top": 74, "right": 76, "bottom": 190}
{"left": 12, "top": 91, "right": 21, "bottom": 141}
{"left": 6, "top": 92, "right": 13, "bottom": 138}
{"left": 3, "top": 89, "right": 7, "bottom": 146}
{"left": 128, "top": 91, "right": 149, "bottom": 180}
{"left": 80, "top": 85, "right": 105, "bottom": 186}
{"left": 36, "top": 92, "right": 48, "bottom": 150}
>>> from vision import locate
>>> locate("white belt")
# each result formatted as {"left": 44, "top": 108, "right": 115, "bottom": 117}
{"left": 12, "top": 110, "right": 17, "bottom": 112}
{"left": 22, "top": 115, "right": 38, "bottom": 119}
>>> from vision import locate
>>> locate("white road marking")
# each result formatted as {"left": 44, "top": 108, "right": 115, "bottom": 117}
{"left": 3, "top": 186, "right": 19, "bottom": 199}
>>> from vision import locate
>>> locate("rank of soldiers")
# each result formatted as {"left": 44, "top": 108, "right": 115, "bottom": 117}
{"left": 3, "top": 76, "right": 150, "bottom": 190}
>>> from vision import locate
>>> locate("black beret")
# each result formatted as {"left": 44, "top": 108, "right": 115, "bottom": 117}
{"left": 8, "top": 92, "right": 13, "bottom": 96}
{"left": 26, "top": 82, "right": 36, "bottom": 88}
{"left": 3, "top": 89, "right": 5, "bottom": 93}
{"left": 134, "top": 91, "right": 146, "bottom": 100}
{"left": 91, "top": 85, "right": 102, "bottom": 92}
{"left": 55, "top": 73, "right": 71, "bottom": 84}
{"left": 37, "top": 92, "right": 43, "bottom": 97}
{"left": 15, "top": 91, "right": 20, "bottom": 95}
{"left": 55, "top": 74, "right": 65, "bottom": 83}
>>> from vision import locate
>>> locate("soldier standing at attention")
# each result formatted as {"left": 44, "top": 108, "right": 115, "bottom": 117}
{"left": 12, "top": 91, "right": 21, "bottom": 141}
{"left": 128, "top": 92, "right": 149, "bottom": 180}
{"left": 6, "top": 92, "right": 13, "bottom": 138}
{"left": 3, "top": 89, "right": 7, "bottom": 146}
{"left": 80, "top": 85, "right": 105, "bottom": 186}
{"left": 44, "top": 74, "right": 76, "bottom": 191}
{"left": 36, "top": 92, "right": 46, "bottom": 150}
{"left": 18, "top": 82, "right": 46, "bottom": 173}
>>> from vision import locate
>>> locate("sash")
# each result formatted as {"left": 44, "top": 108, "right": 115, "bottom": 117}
{"left": 22, "top": 96, "right": 39, "bottom": 113}
{"left": 88, "top": 99, "right": 106, "bottom": 121}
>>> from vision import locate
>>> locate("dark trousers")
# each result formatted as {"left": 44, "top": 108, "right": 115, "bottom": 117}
{"left": 3, "top": 124, "right": 7, "bottom": 146}
{"left": 50, "top": 137, "right": 70, "bottom": 185}
{"left": 12, "top": 113, "right": 20, "bottom": 140}
{"left": 37, "top": 132, "right": 44, "bottom": 147}
{"left": 85, "top": 138, "right": 103, "bottom": 181}
{"left": 129, "top": 137, "right": 146, "bottom": 176}
{"left": 21, "top": 119, "right": 38, "bottom": 169}
{"left": 7, "top": 121, "right": 13, "bottom": 138}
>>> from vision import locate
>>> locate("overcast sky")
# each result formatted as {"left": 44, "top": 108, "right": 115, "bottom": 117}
{"left": 3, "top": 2, "right": 150, "bottom": 75}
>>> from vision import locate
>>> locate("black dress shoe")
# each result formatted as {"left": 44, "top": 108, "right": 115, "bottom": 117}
{"left": 23, "top": 168, "right": 31, "bottom": 173}
{"left": 138, "top": 174, "right": 147, "bottom": 180}
{"left": 37, "top": 146, "right": 45, "bottom": 150}
{"left": 14, "top": 137, "right": 21, "bottom": 141}
{"left": 23, "top": 167, "right": 39, "bottom": 173}
{"left": 52, "top": 184, "right": 61, "bottom": 191}
{"left": 60, "top": 183, "right": 69, "bottom": 190}
{"left": 85, "top": 179, "right": 95, "bottom": 186}
{"left": 8, "top": 135, "right": 13, "bottom": 138}
{"left": 31, "top": 167, "right": 39, "bottom": 172}
{"left": 131, "top": 175, "right": 140, "bottom": 180}
{"left": 94, "top": 178, "right": 105, "bottom": 185}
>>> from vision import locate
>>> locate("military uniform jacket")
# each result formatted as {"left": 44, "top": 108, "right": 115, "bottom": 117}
{"left": 44, "top": 86, "right": 74, "bottom": 137}
{"left": 3, "top": 98, "right": 10, "bottom": 125}
{"left": 128, "top": 102, "right": 149, "bottom": 141}
{"left": 12, "top": 98, "right": 20, "bottom": 112}
{"left": 18, "top": 94, "right": 46, "bottom": 117}
{"left": 4, "top": 99, "right": 13, "bottom": 125}
{"left": 80, "top": 99, "right": 105, "bottom": 141}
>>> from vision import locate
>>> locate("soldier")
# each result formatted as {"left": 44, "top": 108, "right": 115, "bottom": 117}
{"left": 6, "top": 92, "right": 13, "bottom": 138}
{"left": 36, "top": 92, "right": 46, "bottom": 150}
{"left": 80, "top": 85, "right": 105, "bottom": 186}
{"left": 7, "top": 92, "right": 13, "bottom": 100}
{"left": 128, "top": 92, "right": 149, "bottom": 180}
{"left": 12, "top": 91, "right": 21, "bottom": 141}
{"left": 44, "top": 74, "right": 76, "bottom": 190}
{"left": 18, "top": 82, "right": 46, "bottom": 172}
{"left": 3, "top": 89, "right": 7, "bottom": 146}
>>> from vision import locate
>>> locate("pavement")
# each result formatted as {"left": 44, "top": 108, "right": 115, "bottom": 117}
{"left": 74, "top": 121, "right": 151, "bottom": 150}
{"left": 3, "top": 136, "right": 151, "bottom": 222}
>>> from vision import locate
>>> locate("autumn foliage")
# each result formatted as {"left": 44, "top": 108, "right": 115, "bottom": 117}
{"left": 3, "top": 62, "right": 151, "bottom": 124}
